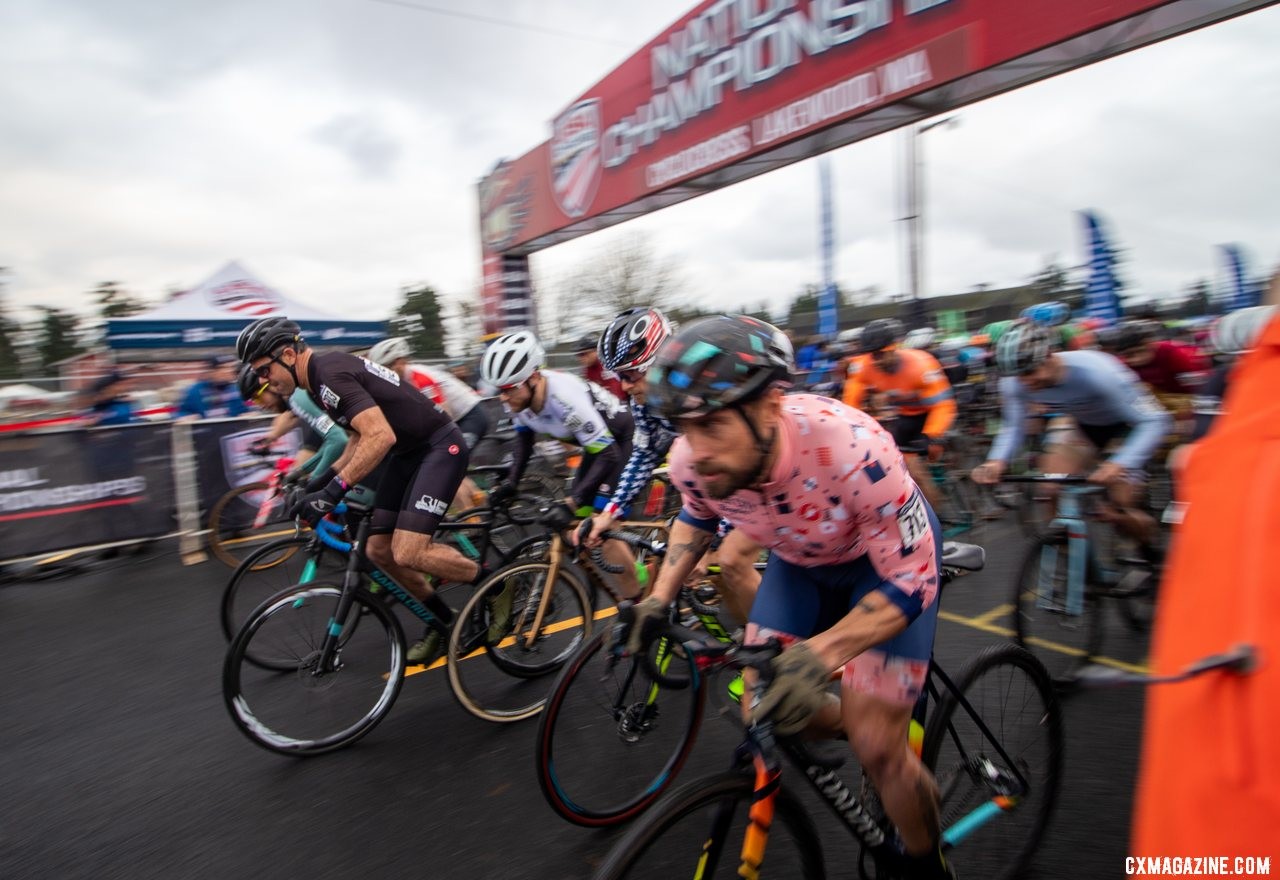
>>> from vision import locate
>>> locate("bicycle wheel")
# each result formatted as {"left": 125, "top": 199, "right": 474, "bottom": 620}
{"left": 1012, "top": 529, "right": 1103, "bottom": 683}
{"left": 592, "top": 772, "right": 825, "bottom": 879}
{"left": 219, "top": 536, "right": 346, "bottom": 650}
{"left": 208, "top": 481, "right": 297, "bottom": 568}
{"left": 223, "top": 584, "right": 405, "bottom": 755}
{"left": 535, "top": 627, "right": 705, "bottom": 826}
{"left": 446, "top": 561, "right": 593, "bottom": 723}
{"left": 922, "top": 643, "right": 1064, "bottom": 880}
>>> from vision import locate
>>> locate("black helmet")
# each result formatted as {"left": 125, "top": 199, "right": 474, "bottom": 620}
{"left": 1095, "top": 324, "right": 1126, "bottom": 354}
{"left": 573, "top": 332, "right": 599, "bottom": 354}
{"left": 597, "top": 307, "right": 673, "bottom": 374}
{"left": 995, "top": 320, "right": 1052, "bottom": 376}
{"left": 236, "top": 317, "right": 303, "bottom": 364}
{"left": 648, "top": 315, "right": 793, "bottom": 420}
{"left": 1117, "top": 319, "right": 1159, "bottom": 353}
{"left": 237, "top": 362, "right": 267, "bottom": 402}
{"left": 859, "top": 318, "right": 904, "bottom": 354}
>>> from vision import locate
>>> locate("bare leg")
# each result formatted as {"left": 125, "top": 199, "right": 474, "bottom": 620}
{"left": 366, "top": 533, "right": 434, "bottom": 603}
{"left": 391, "top": 530, "right": 479, "bottom": 587}
{"left": 842, "top": 689, "right": 940, "bottom": 856}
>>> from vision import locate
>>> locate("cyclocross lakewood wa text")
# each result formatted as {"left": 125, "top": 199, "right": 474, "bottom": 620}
{"left": 1127, "top": 856, "right": 1271, "bottom": 876}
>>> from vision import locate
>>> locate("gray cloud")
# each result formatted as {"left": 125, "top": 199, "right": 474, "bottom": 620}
{"left": 2, "top": 0, "right": 1278, "bottom": 326}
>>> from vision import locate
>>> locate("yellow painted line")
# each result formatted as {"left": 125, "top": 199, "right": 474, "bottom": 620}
{"left": 220, "top": 527, "right": 296, "bottom": 548}
{"left": 969, "top": 603, "right": 1015, "bottom": 626}
{"left": 405, "top": 604, "right": 622, "bottom": 678}
{"left": 940, "top": 607, "right": 1149, "bottom": 674}
{"left": 36, "top": 550, "right": 81, "bottom": 565}
{"left": 938, "top": 610, "right": 1014, "bottom": 638}
{"left": 406, "top": 597, "right": 1150, "bottom": 678}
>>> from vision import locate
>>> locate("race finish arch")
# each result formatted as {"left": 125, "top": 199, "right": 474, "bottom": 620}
{"left": 477, "top": 0, "right": 1273, "bottom": 335}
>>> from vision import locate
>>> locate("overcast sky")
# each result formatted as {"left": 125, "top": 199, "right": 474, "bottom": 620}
{"left": 2, "top": 0, "right": 1278, "bottom": 331}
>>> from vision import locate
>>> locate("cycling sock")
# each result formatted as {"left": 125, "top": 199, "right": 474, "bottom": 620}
{"left": 905, "top": 846, "right": 956, "bottom": 880}
{"left": 423, "top": 591, "right": 454, "bottom": 626}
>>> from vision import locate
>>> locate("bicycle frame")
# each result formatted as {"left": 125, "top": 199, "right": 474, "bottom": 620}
{"left": 305, "top": 501, "right": 534, "bottom": 669}
{"left": 685, "top": 646, "right": 1034, "bottom": 877}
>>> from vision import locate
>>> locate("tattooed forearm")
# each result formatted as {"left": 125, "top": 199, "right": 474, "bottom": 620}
{"left": 667, "top": 535, "right": 711, "bottom": 568}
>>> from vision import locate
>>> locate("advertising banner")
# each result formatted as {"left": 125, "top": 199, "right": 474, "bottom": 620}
{"left": 0, "top": 423, "right": 176, "bottom": 558}
{"left": 191, "top": 418, "right": 303, "bottom": 532}
{"left": 479, "top": 0, "right": 1266, "bottom": 259}
{"left": 479, "top": 253, "right": 538, "bottom": 336}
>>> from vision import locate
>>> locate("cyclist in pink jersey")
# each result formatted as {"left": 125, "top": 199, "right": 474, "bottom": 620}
{"left": 623, "top": 315, "right": 952, "bottom": 880}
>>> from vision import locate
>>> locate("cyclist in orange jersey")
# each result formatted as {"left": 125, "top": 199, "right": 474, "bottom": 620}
{"left": 843, "top": 318, "right": 956, "bottom": 507}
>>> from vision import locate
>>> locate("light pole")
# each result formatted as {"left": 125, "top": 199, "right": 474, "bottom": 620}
{"left": 904, "top": 115, "right": 959, "bottom": 318}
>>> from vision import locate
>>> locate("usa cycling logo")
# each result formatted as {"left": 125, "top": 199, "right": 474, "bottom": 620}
{"left": 208, "top": 280, "right": 282, "bottom": 316}
{"left": 550, "top": 99, "right": 602, "bottom": 218}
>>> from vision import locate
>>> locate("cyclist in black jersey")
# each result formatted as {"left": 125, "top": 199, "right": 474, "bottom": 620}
{"left": 237, "top": 317, "right": 480, "bottom": 664}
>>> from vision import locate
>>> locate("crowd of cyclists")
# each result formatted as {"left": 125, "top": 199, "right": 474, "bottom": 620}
{"left": 226, "top": 291, "right": 1277, "bottom": 880}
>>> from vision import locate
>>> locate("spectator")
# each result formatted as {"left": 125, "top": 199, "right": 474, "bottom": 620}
{"left": 84, "top": 371, "right": 136, "bottom": 426}
{"left": 177, "top": 354, "right": 249, "bottom": 420}
{"left": 574, "top": 332, "right": 626, "bottom": 401}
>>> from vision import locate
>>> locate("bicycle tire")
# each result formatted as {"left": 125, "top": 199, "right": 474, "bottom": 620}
{"left": 446, "top": 560, "right": 593, "bottom": 723}
{"left": 921, "top": 643, "right": 1064, "bottom": 880}
{"left": 535, "top": 627, "right": 705, "bottom": 827}
{"left": 1012, "top": 529, "right": 1103, "bottom": 684}
{"left": 220, "top": 535, "right": 316, "bottom": 643}
{"left": 223, "top": 584, "right": 405, "bottom": 755}
{"left": 208, "top": 481, "right": 297, "bottom": 568}
{"left": 592, "top": 772, "right": 825, "bottom": 879}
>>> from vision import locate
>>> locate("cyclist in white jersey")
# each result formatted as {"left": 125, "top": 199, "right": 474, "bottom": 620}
{"left": 481, "top": 330, "right": 640, "bottom": 598}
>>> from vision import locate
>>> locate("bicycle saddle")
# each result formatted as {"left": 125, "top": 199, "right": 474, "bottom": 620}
{"left": 941, "top": 542, "right": 985, "bottom": 572}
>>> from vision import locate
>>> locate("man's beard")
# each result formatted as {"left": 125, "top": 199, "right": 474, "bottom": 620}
{"left": 698, "top": 460, "right": 757, "bottom": 500}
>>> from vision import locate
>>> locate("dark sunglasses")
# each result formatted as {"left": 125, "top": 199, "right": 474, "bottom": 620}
{"left": 616, "top": 369, "right": 646, "bottom": 384}
{"left": 253, "top": 350, "right": 288, "bottom": 380}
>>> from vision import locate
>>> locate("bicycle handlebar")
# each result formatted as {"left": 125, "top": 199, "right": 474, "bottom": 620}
{"left": 313, "top": 514, "right": 352, "bottom": 553}
{"left": 1000, "top": 473, "right": 1093, "bottom": 485}
{"left": 1073, "top": 643, "right": 1257, "bottom": 688}
{"left": 598, "top": 529, "right": 667, "bottom": 558}
{"left": 614, "top": 600, "right": 781, "bottom": 683}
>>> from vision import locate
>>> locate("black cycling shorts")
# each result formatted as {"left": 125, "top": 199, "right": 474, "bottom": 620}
{"left": 455, "top": 404, "right": 490, "bottom": 453}
{"left": 1077, "top": 421, "right": 1130, "bottom": 454}
{"left": 370, "top": 422, "right": 469, "bottom": 537}
{"left": 888, "top": 412, "right": 928, "bottom": 449}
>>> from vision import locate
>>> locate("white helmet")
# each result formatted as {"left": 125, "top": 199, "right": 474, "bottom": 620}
{"left": 903, "top": 327, "right": 937, "bottom": 350}
{"left": 1210, "top": 305, "right": 1277, "bottom": 356}
{"left": 481, "top": 330, "right": 545, "bottom": 387}
{"left": 369, "top": 337, "right": 411, "bottom": 366}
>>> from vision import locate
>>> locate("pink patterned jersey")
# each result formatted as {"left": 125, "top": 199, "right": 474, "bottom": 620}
{"left": 669, "top": 394, "right": 940, "bottom": 612}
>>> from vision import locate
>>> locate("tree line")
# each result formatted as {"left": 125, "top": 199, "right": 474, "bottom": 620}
{"left": 0, "top": 273, "right": 148, "bottom": 380}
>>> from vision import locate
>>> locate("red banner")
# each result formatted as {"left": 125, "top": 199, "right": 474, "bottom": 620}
{"left": 479, "top": 0, "right": 1255, "bottom": 265}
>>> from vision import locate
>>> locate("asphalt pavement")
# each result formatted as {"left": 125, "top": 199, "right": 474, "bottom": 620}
{"left": 1, "top": 517, "right": 1149, "bottom": 880}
